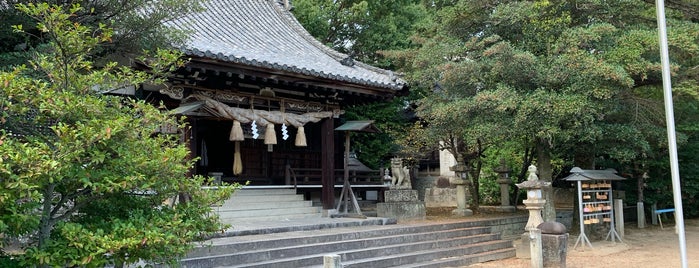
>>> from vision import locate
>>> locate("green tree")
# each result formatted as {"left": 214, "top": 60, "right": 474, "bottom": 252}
{"left": 343, "top": 99, "right": 410, "bottom": 169}
{"left": 0, "top": 4, "right": 234, "bottom": 267}
{"left": 388, "top": 0, "right": 699, "bottom": 214}
{"left": 0, "top": 0, "right": 203, "bottom": 70}
{"left": 293, "top": 0, "right": 427, "bottom": 169}
{"left": 292, "top": 0, "right": 429, "bottom": 67}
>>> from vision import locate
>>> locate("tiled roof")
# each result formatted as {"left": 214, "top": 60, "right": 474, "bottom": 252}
{"left": 563, "top": 167, "right": 627, "bottom": 181}
{"left": 166, "top": 0, "right": 406, "bottom": 91}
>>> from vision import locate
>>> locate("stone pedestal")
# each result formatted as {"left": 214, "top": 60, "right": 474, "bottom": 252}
{"left": 540, "top": 221, "right": 569, "bottom": 268}
{"left": 377, "top": 189, "right": 426, "bottom": 220}
{"left": 424, "top": 187, "right": 457, "bottom": 207}
{"left": 516, "top": 232, "right": 532, "bottom": 258}
{"left": 496, "top": 177, "right": 516, "bottom": 212}
{"left": 449, "top": 177, "right": 473, "bottom": 216}
{"left": 542, "top": 233, "right": 568, "bottom": 268}
{"left": 523, "top": 198, "right": 546, "bottom": 230}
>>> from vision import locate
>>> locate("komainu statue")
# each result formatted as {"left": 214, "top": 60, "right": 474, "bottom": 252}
{"left": 390, "top": 158, "right": 411, "bottom": 189}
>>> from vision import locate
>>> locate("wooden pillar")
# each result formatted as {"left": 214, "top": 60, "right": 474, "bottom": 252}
{"left": 321, "top": 118, "right": 335, "bottom": 209}
{"left": 186, "top": 118, "right": 197, "bottom": 177}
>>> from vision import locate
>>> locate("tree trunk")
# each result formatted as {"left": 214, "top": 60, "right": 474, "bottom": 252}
{"left": 537, "top": 138, "right": 556, "bottom": 222}
{"left": 469, "top": 158, "right": 482, "bottom": 212}
{"left": 37, "top": 183, "right": 56, "bottom": 268}
{"left": 513, "top": 145, "right": 535, "bottom": 210}
{"left": 635, "top": 161, "right": 645, "bottom": 203}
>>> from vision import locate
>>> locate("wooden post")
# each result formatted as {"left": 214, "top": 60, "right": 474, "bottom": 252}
{"left": 344, "top": 132, "right": 350, "bottom": 189}
{"left": 343, "top": 132, "right": 350, "bottom": 213}
{"left": 284, "top": 158, "right": 291, "bottom": 186}
{"left": 321, "top": 118, "right": 335, "bottom": 210}
{"left": 186, "top": 118, "right": 197, "bottom": 177}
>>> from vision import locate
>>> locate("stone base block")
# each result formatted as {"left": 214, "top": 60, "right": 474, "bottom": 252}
{"left": 322, "top": 209, "right": 338, "bottom": 217}
{"left": 377, "top": 202, "right": 426, "bottom": 220}
{"left": 494, "top": 206, "right": 516, "bottom": 213}
{"left": 516, "top": 233, "right": 531, "bottom": 259}
{"left": 384, "top": 189, "right": 419, "bottom": 202}
{"left": 542, "top": 233, "right": 569, "bottom": 268}
{"left": 451, "top": 208, "right": 473, "bottom": 217}
{"left": 424, "top": 187, "right": 457, "bottom": 207}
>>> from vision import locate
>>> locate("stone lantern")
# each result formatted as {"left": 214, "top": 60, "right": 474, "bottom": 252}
{"left": 515, "top": 165, "right": 551, "bottom": 262}
{"left": 494, "top": 158, "right": 515, "bottom": 212}
{"left": 516, "top": 165, "right": 550, "bottom": 231}
{"left": 449, "top": 155, "right": 473, "bottom": 216}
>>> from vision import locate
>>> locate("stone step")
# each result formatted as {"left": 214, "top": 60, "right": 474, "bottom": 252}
{"left": 219, "top": 217, "right": 396, "bottom": 237}
{"left": 213, "top": 188, "right": 320, "bottom": 223}
{"left": 341, "top": 240, "right": 513, "bottom": 268}
{"left": 189, "top": 219, "right": 522, "bottom": 256}
{"left": 233, "top": 188, "right": 298, "bottom": 196}
{"left": 211, "top": 239, "right": 512, "bottom": 268}
{"left": 183, "top": 232, "right": 499, "bottom": 267}
{"left": 217, "top": 200, "right": 313, "bottom": 211}
{"left": 219, "top": 212, "right": 322, "bottom": 224}
{"left": 223, "top": 194, "right": 304, "bottom": 204}
{"left": 189, "top": 223, "right": 495, "bottom": 258}
{"left": 178, "top": 219, "right": 516, "bottom": 268}
{"left": 217, "top": 206, "right": 321, "bottom": 219}
{"left": 395, "top": 247, "right": 516, "bottom": 268}
{"left": 186, "top": 226, "right": 490, "bottom": 259}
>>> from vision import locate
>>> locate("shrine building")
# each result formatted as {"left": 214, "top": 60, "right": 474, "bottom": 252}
{"left": 133, "top": 0, "right": 407, "bottom": 210}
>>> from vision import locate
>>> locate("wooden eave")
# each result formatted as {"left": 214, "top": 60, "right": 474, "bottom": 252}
{"left": 168, "top": 57, "right": 401, "bottom": 106}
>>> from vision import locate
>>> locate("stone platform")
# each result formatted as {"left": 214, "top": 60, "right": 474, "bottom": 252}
{"left": 377, "top": 189, "right": 426, "bottom": 220}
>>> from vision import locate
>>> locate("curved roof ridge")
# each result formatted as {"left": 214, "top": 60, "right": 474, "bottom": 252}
{"left": 166, "top": 0, "right": 406, "bottom": 91}
{"left": 269, "top": 0, "right": 400, "bottom": 78}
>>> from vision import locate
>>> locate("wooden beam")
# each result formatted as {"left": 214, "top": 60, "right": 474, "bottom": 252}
{"left": 185, "top": 59, "right": 399, "bottom": 98}
{"left": 321, "top": 118, "right": 335, "bottom": 210}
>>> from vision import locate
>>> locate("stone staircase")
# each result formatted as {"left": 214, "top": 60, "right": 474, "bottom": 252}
{"left": 214, "top": 188, "right": 320, "bottom": 223}
{"left": 178, "top": 219, "right": 518, "bottom": 267}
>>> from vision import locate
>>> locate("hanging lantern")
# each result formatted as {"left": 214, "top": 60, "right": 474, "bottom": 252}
{"left": 229, "top": 120, "right": 244, "bottom": 141}
{"left": 295, "top": 126, "right": 307, "bottom": 147}
{"left": 264, "top": 124, "right": 277, "bottom": 145}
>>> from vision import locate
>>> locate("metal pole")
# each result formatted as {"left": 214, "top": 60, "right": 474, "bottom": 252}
{"left": 574, "top": 181, "right": 592, "bottom": 250}
{"left": 655, "top": 1, "right": 688, "bottom": 267}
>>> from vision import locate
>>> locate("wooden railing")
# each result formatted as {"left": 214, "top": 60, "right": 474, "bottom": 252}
{"left": 285, "top": 165, "right": 387, "bottom": 188}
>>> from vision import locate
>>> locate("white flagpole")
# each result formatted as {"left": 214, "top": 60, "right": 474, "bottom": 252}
{"left": 655, "top": 0, "right": 688, "bottom": 267}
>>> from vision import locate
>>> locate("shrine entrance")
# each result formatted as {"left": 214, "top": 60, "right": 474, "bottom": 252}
{"left": 193, "top": 117, "right": 325, "bottom": 186}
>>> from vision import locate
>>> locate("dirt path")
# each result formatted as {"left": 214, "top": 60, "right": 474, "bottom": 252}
{"left": 468, "top": 218, "right": 699, "bottom": 267}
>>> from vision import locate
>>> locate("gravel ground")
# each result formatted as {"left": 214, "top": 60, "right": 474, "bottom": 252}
{"left": 466, "top": 218, "right": 699, "bottom": 268}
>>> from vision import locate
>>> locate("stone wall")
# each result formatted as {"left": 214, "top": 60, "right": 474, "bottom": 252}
{"left": 485, "top": 215, "right": 529, "bottom": 240}
{"left": 424, "top": 187, "right": 458, "bottom": 207}
{"left": 413, "top": 176, "right": 437, "bottom": 201}
{"left": 415, "top": 176, "right": 461, "bottom": 208}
